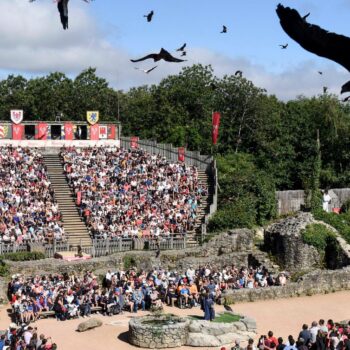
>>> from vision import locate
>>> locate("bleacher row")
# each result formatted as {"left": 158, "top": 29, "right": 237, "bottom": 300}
{"left": 0, "top": 146, "right": 210, "bottom": 247}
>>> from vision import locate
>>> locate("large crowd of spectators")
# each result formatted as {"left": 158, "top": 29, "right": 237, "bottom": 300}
{"left": 0, "top": 323, "right": 56, "bottom": 350}
{"left": 249, "top": 319, "right": 350, "bottom": 350}
{"left": 61, "top": 146, "right": 208, "bottom": 239}
{"left": 8, "top": 263, "right": 287, "bottom": 323}
{"left": 0, "top": 147, "right": 65, "bottom": 244}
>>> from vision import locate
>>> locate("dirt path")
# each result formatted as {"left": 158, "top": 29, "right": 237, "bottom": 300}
{"left": 1, "top": 291, "right": 349, "bottom": 350}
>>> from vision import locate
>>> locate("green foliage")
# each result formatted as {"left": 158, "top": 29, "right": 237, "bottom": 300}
{"left": 208, "top": 153, "right": 276, "bottom": 232}
{"left": 301, "top": 223, "right": 336, "bottom": 252}
{"left": 213, "top": 312, "right": 241, "bottom": 323}
{"left": 0, "top": 260, "right": 9, "bottom": 277}
{"left": 313, "top": 209, "right": 350, "bottom": 244}
{"left": 123, "top": 255, "right": 136, "bottom": 269}
{"left": 0, "top": 251, "right": 45, "bottom": 261}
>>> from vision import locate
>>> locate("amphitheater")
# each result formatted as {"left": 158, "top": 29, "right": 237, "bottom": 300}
{"left": 1, "top": 119, "right": 350, "bottom": 350}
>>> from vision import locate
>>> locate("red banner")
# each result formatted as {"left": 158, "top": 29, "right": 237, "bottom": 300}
{"left": 108, "top": 125, "right": 116, "bottom": 139}
{"left": 64, "top": 123, "right": 74, "bottom": 140}
{"left": 212, "top": 111, "right": 221, "bottom": 145}
{"left": 12, "top": 124, "right": 24, "bottom": 140}
{"left": 76, "top": 191, "right": 82, "bottom": 206}
{"left": 130, "top": 136, "right": 139, "bottom": 149}
{"left": 90, "top": 124, "right": 99, "bottom": 140}
{"left": 178, "top": 147, "right": 185, "bottom": 162}
{"left": 36, "top": 123, "right": 48, "bottom": 140}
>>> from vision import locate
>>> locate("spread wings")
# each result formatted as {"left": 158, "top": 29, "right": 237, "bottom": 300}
{"left": 276, "top": 4, "right": 350, "bottom": 72}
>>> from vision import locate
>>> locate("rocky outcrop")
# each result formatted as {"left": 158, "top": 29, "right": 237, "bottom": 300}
{"left": 77, "top": 318, "right": 103, "bottom": 332}
{"left": 264, "top": 213, "right": 323, "bottom": 271}
{"left": 186, "top": 314, "right": 257, "bottom": 347}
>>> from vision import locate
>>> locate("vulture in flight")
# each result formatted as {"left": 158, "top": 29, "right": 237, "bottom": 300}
{"left": 176, "top": 43, "right": 187, "bottom": 52}
{"left": 276, "top": 3, "right": 350, "bottom": 94}
{"left": 144, "top": 10, "right": 154, "bottom": 22}
{"left": 130, "top": 48, "right": 186, "bottom": 63}
{"left": 29, "top": 0, "right": 93, "bottom": 30}
{"left": 220, "top": 25, "right": 227, "bottom": 33}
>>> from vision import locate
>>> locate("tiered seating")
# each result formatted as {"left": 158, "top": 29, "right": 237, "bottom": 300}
{"left": 0, "top": 146, "right": 65, "bottom": 244}
{"left": 61, "top": 146, "right": 208, "bottom": 239}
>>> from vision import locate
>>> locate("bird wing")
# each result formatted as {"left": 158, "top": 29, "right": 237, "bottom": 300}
{"left": 276, "top": 4, "right": 350, "bottom": 72}
{"left": 57, "top": 0, "right": 69, "bottom": 30}
{"left": 130, "top": 53, "right": 159, "bottom": 63}
{"left": 146, "top": 66, "right": 158, "bottom": 73}
{"left": 177, "top": 43, "right": 186, "bottom": 51}
{"left": 159, "top": 48, "right": 186, "bottom": 62}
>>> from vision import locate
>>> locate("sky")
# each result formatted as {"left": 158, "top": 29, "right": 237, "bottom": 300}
{"left": 0, "top": 0, "right": 350, "bottom": 100}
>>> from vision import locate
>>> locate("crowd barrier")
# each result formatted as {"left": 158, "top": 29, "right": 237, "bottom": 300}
{"left": 0, "top": 236, "right": 188, "bottom": 259}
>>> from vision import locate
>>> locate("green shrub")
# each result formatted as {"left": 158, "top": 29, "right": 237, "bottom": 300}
{"left": 0, "top": 260, "right": 9, "bottom": 277}
{"left": 301, "top": 223, "right": 336, "bottom": 252}
{"left": 0, "top": 251, "right": 46, "bottom": 261}
{"left": 123, "top": 255, "right": 136, "bottom": 269}
{"left": 313, "top": 209, "right": 350, "bottom": 244}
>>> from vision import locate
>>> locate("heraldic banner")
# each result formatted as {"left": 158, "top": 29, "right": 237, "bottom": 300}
{"left": 64, "top": 123, "right": 74, "bottom": 140}
{"left": 12, "top": 124, "right": 24, "bottom": 140}
{"left": 36, "top": 123, "right": 48, "bottom": 140}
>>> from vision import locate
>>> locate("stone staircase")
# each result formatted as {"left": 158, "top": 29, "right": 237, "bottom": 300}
{"left": 249, "top": 248, "right": 281, "bottom": 273}
{"left": 187, "top": 170, "right": 214, "bottom": 245}
{"left": 43, "top": 154, "right": 92, "bottom": 248}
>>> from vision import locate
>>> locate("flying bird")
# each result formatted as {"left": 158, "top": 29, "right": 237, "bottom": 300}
{"left": 276, "top": 3, "right": 350, "bottom": 94}
{"left": 134, "top": 66, "right": 158, "bottom": 74}
{"left": 176, "top": 43, "right": 187, "bottom": 52}
{"left": 221, "top": 25, "right": 227, "bottom": 33}
{"left": 318, "top": 71, "right": 323, "bottom": 75}
{"left": 235, "top": 70, "right": 243, "bottom": 77}
{"left": 181, "top": 51, "right": 187, "bottom": 57}
{"left": 144, "top": 10, "right": 154, "bottom": 22}
{"left": 279, "top": 43, "right": 288, "bottom": 49}
{"left": 130, "top": 48, "right": 186, "bottom": 63}
{"left": 323, "top": 86, "right": 328, "bottom": 94}
{"left": 342, "top": 96, "right": 350, "bottom": 102}
{"left": 29, "top": 0, "right": 93, "bottom": 30}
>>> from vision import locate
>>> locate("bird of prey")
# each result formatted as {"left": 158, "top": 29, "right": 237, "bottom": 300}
{"left": 29, "top": 0, "right": 93, "bottom": 30}
{"left": 276, "top": 4, "right": 350, "bottom": 94}
{"left": 134, "top": 66, "right": 158, "bottom": 74}
{"left": 279, "top": 43, "right": 288, "bottom": 49}
{"left": 221, "top": 25, "right": 227, "bottom": 33}
{"left": 144, "top": 10, "right": 154, "bottom": 22}
{"left": 224, "top": 304, "right": 233, "bottom": 312}
{"left": 318, "top": 71, "right": 323, "bottom": 75}
{"left": 323, "top": 86, "right": 328, "bottom": 94}
{"left": 181, "top": 51, "right": 187, "bottom": 57}
{"left": 235, "top": 70, "right": 243, "bottom": 77}
{"left": 342, "top": 96, "right": 350, "bottom": 102}
{"left": 176, "top": 43, "right": 187, "bottom": 52}
{"left": 130, "top": 48, "right": 186, "bottom": 63}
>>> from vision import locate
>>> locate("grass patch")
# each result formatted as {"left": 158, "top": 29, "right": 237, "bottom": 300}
{"left": 313, "top": 209, "right": 350, "bottom": 244}
{"left": 0, "top": 251, "right": 45, "bottom": 261}
{"left": 301, "top": 223, "right": 336, "bottom": 252}
{"left": 213, "top": 312, "right": 241, "bottom": 323}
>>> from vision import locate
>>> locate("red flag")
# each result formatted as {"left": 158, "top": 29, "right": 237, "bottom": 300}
{"left": 108, "top": 125, "right": 116, "bottom": 139}
{"left": 90, "top": 124, "right": 99, "bottom": 140}
{"left": 130, "top": 136, "right": 139, "bottom": 149}
{"left": 64, "top": 123, "right": 74, "bottom": 140}
{"left": 76, "top": 191, "right": 82, "bottom": 205}
{"left": 178, "top": 147, "right": 185, "bottom": 162}
{"left": 36, "top": 123, "right": 48, "bottom": 140}
{"left": 12, "top": 124, "right": 24, "bottom": 140}
{"left": 212, "top": 111, "right": 221, "bottom": 145}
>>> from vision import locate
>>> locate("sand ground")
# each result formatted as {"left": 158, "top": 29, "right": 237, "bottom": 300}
{"left": 1, "top": 291, "right": 349, "bottom": 350}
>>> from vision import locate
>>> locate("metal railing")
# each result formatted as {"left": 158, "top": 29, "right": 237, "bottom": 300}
{"left": 0, "top": 236, "right": 187, "bottom": 259}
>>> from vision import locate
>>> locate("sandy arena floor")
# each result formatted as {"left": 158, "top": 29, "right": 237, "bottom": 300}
{"left": 1, "top": 291, "right": 349, "bottom": 350}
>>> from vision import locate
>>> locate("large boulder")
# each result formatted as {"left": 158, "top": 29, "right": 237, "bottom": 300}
{"left": 77, "top": 318, "right": 103, "bottom": 332}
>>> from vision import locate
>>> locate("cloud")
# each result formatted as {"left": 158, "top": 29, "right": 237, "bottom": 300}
{"left": 0, "top": 0, "right": 348, "bottom": 101}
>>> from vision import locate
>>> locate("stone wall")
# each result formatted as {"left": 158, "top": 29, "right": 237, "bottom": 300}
{"left": 6, "top": 229, "right": 255, "bottom": 277}
{"left": 276, "top": 188, "right": 350, "bottom": 215}
{"left": 264, "top": 213, "right": 321, "bottom": 271}
{"left": 264, "top": 213, "right": 350, "bottom": 271}
{"left": 223, "top": 266, "right": 350, "bottom": 304}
